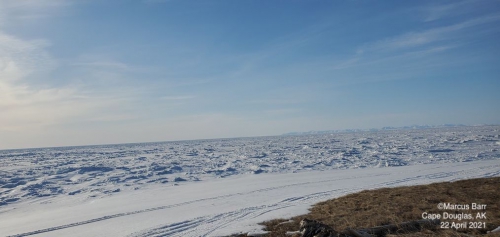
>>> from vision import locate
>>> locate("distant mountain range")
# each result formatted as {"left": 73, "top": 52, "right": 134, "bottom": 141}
{"left": 282, "top": 124, "right": 470, "bottom": 136}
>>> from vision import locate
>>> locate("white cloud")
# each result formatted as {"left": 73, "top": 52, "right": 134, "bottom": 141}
{"left": 366, "top": 15, "right": 500, "bottom": 52}
{"left": 0, "top": 33, "right": 54, "bottom": 81}
{"left": 420, "top": 0, "right": 473, "bottom": 22}
{"left": 0, "top": 29, "right": 136, "bottom": 135}
{"left": 0, "top": 2, "right": 85, "bottom": 135}
{"left": 1, "top": 0, "right": 71, "bottom": 8}
{"left": 332, "top": 16, "right": 500, "bottom": 79}
{"left": 0, "top": 31, "right": 64, "bottom": 130}
{"left": 0, "top": 0, "right": 73, "bottom": 25}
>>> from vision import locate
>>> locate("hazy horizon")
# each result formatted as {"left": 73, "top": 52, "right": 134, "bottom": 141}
{"left": 2, "top": 123, "right": 497, "bottom": 150}
{"left": 1, "top": 0, "right": 499, "bottom": 149}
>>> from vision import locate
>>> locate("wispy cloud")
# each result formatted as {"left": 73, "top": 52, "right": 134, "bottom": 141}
{"left": 1, "top": 0, "right": 72, "bottom": 8}
{"left": 1, "top": 1, "right": 498, "bottom": 148}
{"left": 0, "top": 79, "right": 141, "bottom": 132}
{"left": 420, "top": 0, "right": 474, "bottom": 22}
{"left": 1, "top": 82, "right": 83, "bottom": 131}
{"left": 0, "top": 1, "right": 92, "bottom": 133}
{"left": 0, "top": 27, "right": 142, "bottom": 133}
{"left": 0, "top": 0, "right": 73, "bottom": 24}
{"left": 366, "top": 14, "right": 500, "bottom": 52}
{"left": 328, "top": 14, "right": 500, "bottom": 78}
{"left": 0, "top": 32, "right": 55, "bottom": 81}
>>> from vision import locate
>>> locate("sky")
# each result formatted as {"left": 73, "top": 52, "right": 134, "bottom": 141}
{"left": 0, "top": 0, "right": 499, "bottom": 149}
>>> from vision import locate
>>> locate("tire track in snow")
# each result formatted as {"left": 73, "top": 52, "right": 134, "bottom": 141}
{"left": 129, "top": 202, "right": 298, "bottom": 237}
{"left": 8, "top": 163, "right": 500, "bottom": 237}
{"left": 128, "top": 163, "right": 500, "bottom": 237}
{"left": 130, "top": 165, "right": 500, "bottom": 237}
{"left": 5, "top": 173, "right": 389, "bottom": 237}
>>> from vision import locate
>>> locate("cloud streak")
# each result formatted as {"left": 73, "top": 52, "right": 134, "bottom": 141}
{"left": 366, "top": 14, "right": 500, "bottom": 52}
{"left": 0, "top": 32, "right": 54, "bottom": 81}
{"left": 1, "top": 1, "right": 498, "bottom": 149}
{"left": 0, "top": 0, "right": 73, "bottom": 25}
{"left": 420, "top": 0, "right": 475, "bottom": 22}
{"left": 0, "top": 27, "right": 141, "bottom": 134}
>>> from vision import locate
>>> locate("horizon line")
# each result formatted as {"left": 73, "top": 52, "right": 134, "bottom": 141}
{"left": 1, "top": 123, "right": 498, "bottom": 151}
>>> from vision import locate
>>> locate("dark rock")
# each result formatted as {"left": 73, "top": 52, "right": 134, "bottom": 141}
{"left": 300, "top": 218, "right": 339, "bottom": 237}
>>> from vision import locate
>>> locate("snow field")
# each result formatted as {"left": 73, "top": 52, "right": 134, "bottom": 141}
{"left": 0, "top": 126, "right": 499, "bottom": 236}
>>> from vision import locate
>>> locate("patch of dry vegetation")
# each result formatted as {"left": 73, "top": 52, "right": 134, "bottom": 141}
{"left": 235, "top": 177, "right": 500, "bottom": 237}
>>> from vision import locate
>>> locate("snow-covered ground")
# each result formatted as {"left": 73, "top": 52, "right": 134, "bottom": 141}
{"left": 1, "top": 126, "right": 499, "bottom": 236}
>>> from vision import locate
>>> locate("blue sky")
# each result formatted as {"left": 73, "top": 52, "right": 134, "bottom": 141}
{"left": 0, "top": 0, "right": 499, "bottom": 149}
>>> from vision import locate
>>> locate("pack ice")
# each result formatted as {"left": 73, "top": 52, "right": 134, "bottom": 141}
{"left": 1, "top": 126, "right": 499, "bottom": 236}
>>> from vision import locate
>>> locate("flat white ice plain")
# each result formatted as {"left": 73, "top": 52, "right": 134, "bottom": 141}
{"left": 1, "top": 126, "right": 499, "bottom": 236}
